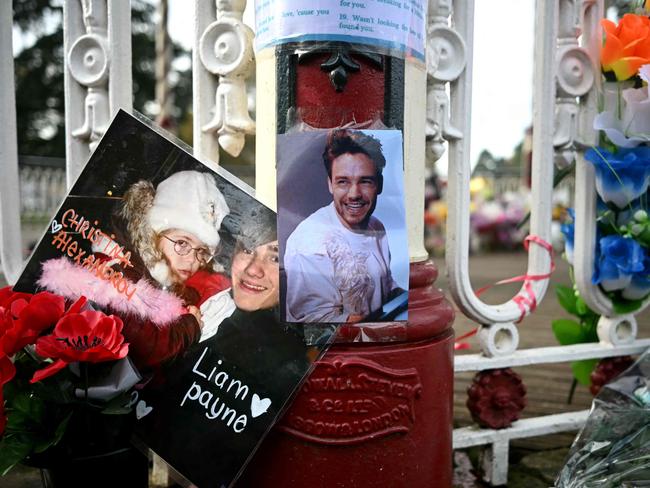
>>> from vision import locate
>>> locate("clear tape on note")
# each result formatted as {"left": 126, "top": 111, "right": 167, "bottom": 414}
{"left": 254, "top": 0, "right": 426, "bottom": 61}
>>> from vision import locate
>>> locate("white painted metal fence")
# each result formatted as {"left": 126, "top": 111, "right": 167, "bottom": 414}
{"left": 18, "top": 159, "right": 67, "bottom": 220}
{"left": 1, "top": 0, "right": 648, "bottom": 485}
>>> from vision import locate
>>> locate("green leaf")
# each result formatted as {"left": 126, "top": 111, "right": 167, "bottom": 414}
{"left": 6, "top": 393, "right": 46, "bottom": 432}
{"left": 0, "top": 434, "right": 34, "bottom": 476}
{"left": 612, "top": 297, "right": 644, "bottom": 314}
{"left": 33, "top": 412, "right": 72, "bottom": 454}
{"left": 571, "top": 359, "right": 599, "bottom": 386}
{"left": 101, "top": 404, "right": 132, "bottom": 415}
{"left": 575, "top": 296, "right": 589, "bottom": 317}
{"left": 556, "top": 286, "right": 578, "bottom": 315}
{"left": 552, "top": 319, "right": 585, "bottom": 345}
{"left": 52, "top": 412, "right": 72, "bottom": 447}
{"left": 582, "top": 316, "right": 600, "bottom": 343}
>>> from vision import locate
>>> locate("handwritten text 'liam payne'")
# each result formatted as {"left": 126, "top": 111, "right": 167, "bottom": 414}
{"left": 181, "top": 346, "right": 272, "bottom": 434}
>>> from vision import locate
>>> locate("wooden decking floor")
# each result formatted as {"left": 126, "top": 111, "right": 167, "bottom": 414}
{"left": 435, "top": 251, "right": 650, "bottom": 451}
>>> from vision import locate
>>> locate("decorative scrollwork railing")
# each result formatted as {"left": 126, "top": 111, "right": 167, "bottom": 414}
{"left": 443, "top": 0, "right": 556, "bottom": 357}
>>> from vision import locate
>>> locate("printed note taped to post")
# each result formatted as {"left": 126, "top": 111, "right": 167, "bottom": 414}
{"left": 255, "top": 0, "right": 426, "bottom": 60}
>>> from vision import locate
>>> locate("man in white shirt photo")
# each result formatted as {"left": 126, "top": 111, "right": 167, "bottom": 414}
{"left": 283, "top": 129, "right": 405, "bottom": 323}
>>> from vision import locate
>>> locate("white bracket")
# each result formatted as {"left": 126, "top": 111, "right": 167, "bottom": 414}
{"left": 194, "top": 0, "right": 255, "bottom": 167}
{"left": 63, "top": 0, "right": 132, "bottom": 186}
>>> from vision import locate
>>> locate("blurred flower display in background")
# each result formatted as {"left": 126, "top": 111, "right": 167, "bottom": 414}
{"left": 423, "top": 173, "right": 533, "bottom": 257}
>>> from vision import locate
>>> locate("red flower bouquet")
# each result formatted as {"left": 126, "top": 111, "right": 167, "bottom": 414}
{"left": 0, "top": 286, "right": 137, "bottom": 475}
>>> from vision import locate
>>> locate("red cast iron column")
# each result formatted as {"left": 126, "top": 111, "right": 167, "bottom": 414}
{"left": 242, "top": 42, "right": 455, "bottom": 487}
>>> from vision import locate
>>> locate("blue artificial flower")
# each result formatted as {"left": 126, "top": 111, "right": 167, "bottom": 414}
{"left": 585, "top": 146, "right": 650, "bottom": 209}
{"left": 592, "top": 234, "right": 645, "bottom": 291}
{"left": 622, "top": 251, "right": 650, "bottom": 300}
{"left": 561, "top": 208, "right": 575, "bottom": 265}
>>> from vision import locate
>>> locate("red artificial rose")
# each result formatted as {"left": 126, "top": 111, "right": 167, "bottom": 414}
{"left": 31, "top": 310, "right": 129, "bottom": 383}
{"left": 0, "top": 286, "right": 32, "bottom": 309}
{"left": 0, "top": 355, "right": 16, "bottom": 388}
{"left": 0, "top": 354, "right": 16, "bottom": 437}
{"left": 1, "top": 292, "right": 67, "bottom": 356}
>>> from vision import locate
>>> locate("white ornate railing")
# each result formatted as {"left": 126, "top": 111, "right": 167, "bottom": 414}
{"left": 18, "top": 161, "right": 67, "bottom": 219}
{"left": 438, "top": 0, "right": 649, "bottom": 485}
{"left": 0, "top": 0, "right": 22, "bottom": 284}
{"left": 444, "top": 0, "right": 556, "bottom": 357}
{"left": 64, "top": 0, "right": 132, "bottom": 183}
{"left": 193, "top": 0, "right": 255, "bottom": 168}
{"left": 2, "top": 0, "right": 649, "bottom": 485}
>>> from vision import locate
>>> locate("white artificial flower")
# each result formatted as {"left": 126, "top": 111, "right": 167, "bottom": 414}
{"left": 594, "top": 64, "right": 650, "bottom": 148}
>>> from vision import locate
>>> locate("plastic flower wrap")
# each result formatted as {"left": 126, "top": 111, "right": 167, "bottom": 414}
{"left": 556, "top": 350, "right": 650, "bottom": 487}
{"left": 594, "top": 65, "right": 650, "bottom": 147}
{"left": 584, "top": 146, "right": 650, "bottom": 209}
{"left": 601, "top": 14, "right": 650, "bottom": 81}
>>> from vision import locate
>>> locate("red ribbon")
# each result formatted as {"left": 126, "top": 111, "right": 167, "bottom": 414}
{"left": 454, "top": 235, "right": 555, "bottom": 350}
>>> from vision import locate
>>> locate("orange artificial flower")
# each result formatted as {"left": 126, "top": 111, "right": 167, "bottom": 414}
{"left": 601, "top": 14, "right": 650, "bottom": 80}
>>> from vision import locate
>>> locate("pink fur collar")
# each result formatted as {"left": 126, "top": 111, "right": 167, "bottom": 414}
{"left": 38, "top": 257, "right": 185, "bottom": 326}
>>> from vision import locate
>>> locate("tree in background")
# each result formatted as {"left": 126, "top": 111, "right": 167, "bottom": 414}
{"left": 13, "top": 0, "right": 192, "bottom": 158}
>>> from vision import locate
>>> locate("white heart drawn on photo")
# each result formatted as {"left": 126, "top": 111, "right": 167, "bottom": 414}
{"left": 136, "top": 399, "right": 153, "bottom": 419}
{"left": 51, "top": 220, "right": 62, "bottom": 234}
{"left": 250, "top": 394, "right": 271, "bottom": 418}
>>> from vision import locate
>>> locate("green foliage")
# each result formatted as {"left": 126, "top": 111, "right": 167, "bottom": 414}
{"left": 0, "top": 434, "right": 33, "bottom": 476}
{"left": 612, "top": 296, "right": 644, "bottom": 314}
{"left": 101, "top": 391, "right": 134, "bottom": 415}
{"left": 0, "top": 352, "right": 84, "bottom": 474}
{"left": 556, "top": 285, "right": 579, "bottom": 316}
{"left": 571, "top": 359, "right": 599, "bottom": 386}
{"left": 553, "top": 285, "right": 600, "bottom": 385}
{"left": 552, "top": 319, "right": 585, "bottom": 345}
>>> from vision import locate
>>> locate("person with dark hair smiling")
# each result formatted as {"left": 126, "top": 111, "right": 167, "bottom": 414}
{"left": 135, "top": 208, "right": 331, "bottom": 488}
{"left": 284, "top": 129, "right": 403, "bottom": 323}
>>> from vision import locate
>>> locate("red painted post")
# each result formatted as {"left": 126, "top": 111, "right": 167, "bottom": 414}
{"left": 241, "top": 265, "right": 455, "bottom": 487}
{"left": 245, "top": 12, "right": 455, "bottom": 486}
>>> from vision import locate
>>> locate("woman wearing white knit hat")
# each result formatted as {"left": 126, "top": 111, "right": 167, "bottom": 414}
{"left": 40, "top": 170, "right": 232, "bottom": 373}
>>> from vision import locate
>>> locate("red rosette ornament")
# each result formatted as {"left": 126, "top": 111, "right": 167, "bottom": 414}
{"left": 466, "top": 368, "right": 527, "bottom": 429}
{"left": 589, "top": 356, "right": 634, "bottom": 396}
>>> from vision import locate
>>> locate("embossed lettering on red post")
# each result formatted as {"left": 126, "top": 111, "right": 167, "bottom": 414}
{"left": 280, "top": 357, "right": 422, "bottom": 445}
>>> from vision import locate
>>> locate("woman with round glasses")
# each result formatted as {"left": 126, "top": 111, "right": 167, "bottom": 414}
{"left": 135, "top": 208, "right": 332, "bottom": 488}
{"left": 117, "top": 170, "right": 232, "bottom": 370}
{"left": 40, "top": 170, "right": 232, "bottom": 373}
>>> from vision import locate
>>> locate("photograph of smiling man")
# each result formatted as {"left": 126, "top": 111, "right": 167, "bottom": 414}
{"left": 278, "top": 129, "right": 409, "bottom": 324}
